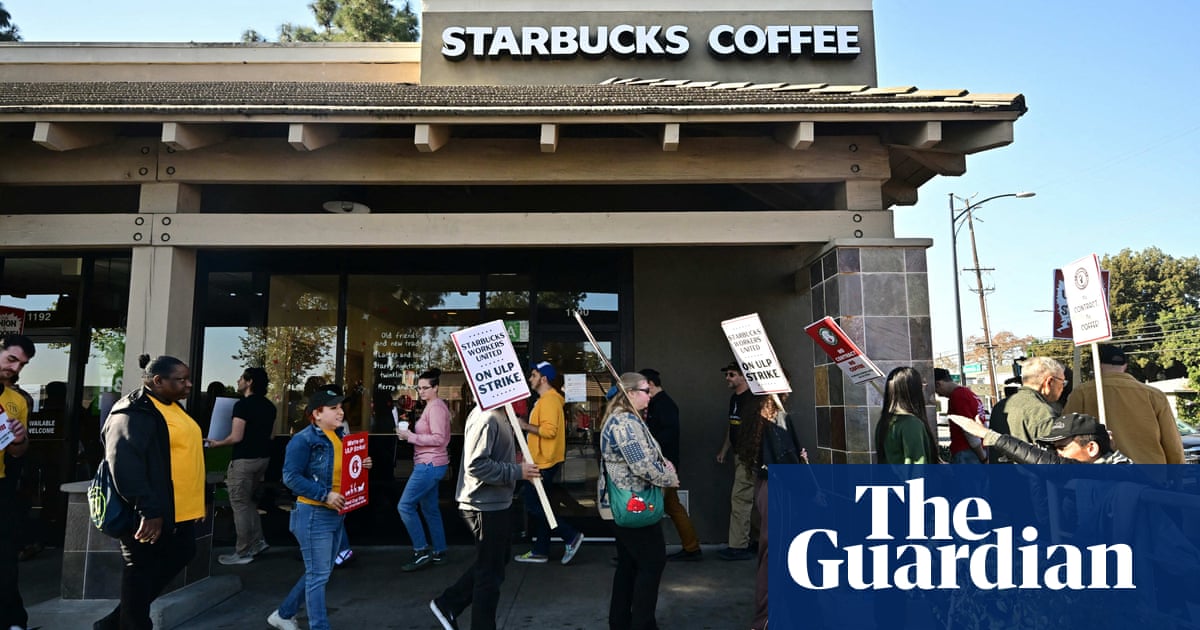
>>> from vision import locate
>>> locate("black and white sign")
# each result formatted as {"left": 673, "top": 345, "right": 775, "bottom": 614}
{"left": 1061, "top": 253, "right": 1113, "bottom": 346}
{"left": 452, "top": 320, "right": 531, "bottom": 410}
{"left": 721, "top": 313, "right": 792, "bottom": 395}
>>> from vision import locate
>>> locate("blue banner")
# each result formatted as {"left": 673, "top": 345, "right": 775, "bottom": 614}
{"left": 769, "top": 464, "right": 1200, "bottom": 629}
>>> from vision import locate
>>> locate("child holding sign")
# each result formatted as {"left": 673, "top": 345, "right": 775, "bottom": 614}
{"left": 269, "top": 390, "right": 372, "bottom": 630}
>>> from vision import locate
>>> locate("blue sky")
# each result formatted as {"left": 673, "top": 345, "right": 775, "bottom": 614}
{"left": 5, "top": 0, "right": 1198, "bottom": 359}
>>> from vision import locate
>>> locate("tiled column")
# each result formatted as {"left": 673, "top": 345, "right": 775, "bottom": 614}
{"left": 807, "top": 239, "right": 935, "bottom": 463}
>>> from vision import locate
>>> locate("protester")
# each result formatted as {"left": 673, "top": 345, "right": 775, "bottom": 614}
{"left": 430, "top": 406, "right": 540, "bottom": 630}
{"left": 1063, "top": 344, "right": 1184, "bottom": 464}
{"left": 208, "top": 367, "right": 276, "bottom": 565}
{"left": 515, "top": 361, "right": 585, "bottom": 565}
{"left": 268, "top": 389, "right": 372, "bottom": 630}
{"left": 995, "top": 356, "right": 1066, "bottom": 444}
{"left": 874, "top": 366, "right": 940, "bottom": 464}
{"left": 95, "top": 355, "right": 206, "bottom": 630}
{"left": 949, "top": 412, "right": 1132, "bottom": 464}
{"left": 638, "top": 368, "right": 701, "bottom": 561}
{"left": 396, "top": 368, "right": 452, "bottom": 572}
{"left": 0, "top": 334, "right": 34, "bottom": 630}
{"left": 932, "top": 368, "right": 988, "bottom": 463}
{"left": 600, "top": 372, "right": 679, "bottom": 630}
{"left": 714, "top": 362, "right": 757, "bottom": 561}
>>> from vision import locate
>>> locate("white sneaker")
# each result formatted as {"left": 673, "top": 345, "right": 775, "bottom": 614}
{"left": 561, "top": 532, "right": 585, "bottom": 565}
{"left": 267, "top": 610, "right": 299, "bottom": 630}
{"left": 218, "top": 552, "right": 254, "bottom": 566}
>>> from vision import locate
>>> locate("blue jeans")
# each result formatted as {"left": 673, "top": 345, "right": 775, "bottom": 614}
{"left": 398, "top": 462, "right": 448, "bottom": 553}
{"left": 522, "top": 462, "right": 580, "bottom": 556}
{"left": 279, "top": 503, "right": 343, "bottom": 630}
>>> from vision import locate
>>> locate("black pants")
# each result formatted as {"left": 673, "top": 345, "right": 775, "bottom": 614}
{"left": 0, "top": 477, "right": 28, "bottom": 629}
{"left": 610, "top": 521, "right": 666, "bottom": 630}
{"left": 94, "top": 521, "right": 197, "bottom": 630}
{"left": 437, "top": 509, "right": 511, "bottom": 630}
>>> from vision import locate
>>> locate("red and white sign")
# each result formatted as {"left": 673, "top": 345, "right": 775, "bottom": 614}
{"left": 721, "top": 313, "right": 791, "bottom": 395}
{"left": 452, "top": 320, "right": 531, "bottom": 411}
{"left": 339, "top": 432, "right": 369, "bottom": 514}
{"left": 0, "top": 306, "right": 24, "bottom": 336}
{"left": 1061, "top": 254, "right": 1113, "bottom": 346}
{"left": 0, "top": 405, "right": 15, "bottom": 450}
{"left": 804, "top": 316, "right": 884, "bottom": 384}
{"left": 1053, "top": 268, "right": 1110, "bottom": 340}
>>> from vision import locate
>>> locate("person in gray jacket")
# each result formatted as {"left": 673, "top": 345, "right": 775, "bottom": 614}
{"left": 429, "top": 405, "right": 540, "bottom": 630}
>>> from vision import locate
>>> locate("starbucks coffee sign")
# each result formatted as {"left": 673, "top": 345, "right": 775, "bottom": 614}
{"left": 441, "top": 23, "right": 861, "bottom": 60}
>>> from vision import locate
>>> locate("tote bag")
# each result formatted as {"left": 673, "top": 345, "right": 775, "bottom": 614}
{"left": 88, "top": 460, "right": 138, "bottom": 538}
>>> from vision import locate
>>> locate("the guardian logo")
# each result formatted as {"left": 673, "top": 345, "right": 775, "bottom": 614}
{"left": 787, "top": 479, "right": 1134, "bottom": 591}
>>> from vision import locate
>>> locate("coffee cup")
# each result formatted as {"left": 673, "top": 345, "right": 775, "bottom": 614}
{"left": 398, "top": 421, "right": 410, "bottom": 433}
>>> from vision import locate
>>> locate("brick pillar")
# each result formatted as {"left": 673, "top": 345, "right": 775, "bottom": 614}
{"left": 807, "top": 240, "right": 935, "bottom": 463}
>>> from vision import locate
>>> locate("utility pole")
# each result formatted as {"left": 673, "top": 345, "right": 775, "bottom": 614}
{"left": 964, "top": 208, "right": 1000, "bottom": 402}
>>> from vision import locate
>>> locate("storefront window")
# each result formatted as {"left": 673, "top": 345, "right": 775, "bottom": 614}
{"left": 345, "top": 274, "right": 481, "bottom": 434}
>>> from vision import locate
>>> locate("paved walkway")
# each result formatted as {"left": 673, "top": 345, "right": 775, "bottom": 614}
{"left": 21, "top": 542, "right": 758, "bottom": 629}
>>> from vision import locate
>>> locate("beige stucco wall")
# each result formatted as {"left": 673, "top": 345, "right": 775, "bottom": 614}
{"left": 632, "top": 245, "right": 818, "bottom": 543}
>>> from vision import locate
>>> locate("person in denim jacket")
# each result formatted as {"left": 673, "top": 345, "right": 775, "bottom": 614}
{"left": 268, "top": 389, "right": 371, "bottom": 630}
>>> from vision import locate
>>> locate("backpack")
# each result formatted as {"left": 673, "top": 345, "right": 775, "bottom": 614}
{"left": 88, "top": 460, "right": 138, "bottom": 538}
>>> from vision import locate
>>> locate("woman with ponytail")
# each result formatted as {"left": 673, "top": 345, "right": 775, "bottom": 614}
{"left": 599, "top": 372, "right": 679, "bottom": 630}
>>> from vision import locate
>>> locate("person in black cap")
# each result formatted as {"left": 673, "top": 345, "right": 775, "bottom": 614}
{"left": 1063, "top": 344, "right": 1184, "bottom": 464}
{"left": 714, "top": 362, "right": 756, "bottom": 561}
{"left": 268, "top": 388, "right": 372, "bottom": 630}
{"left": 948, "top": 412, "right": 1132, "bottom": 464}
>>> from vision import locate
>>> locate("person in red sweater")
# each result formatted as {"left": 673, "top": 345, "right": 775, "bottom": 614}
{"left": 933, "top": 368, "right": 989, "bottom": 464}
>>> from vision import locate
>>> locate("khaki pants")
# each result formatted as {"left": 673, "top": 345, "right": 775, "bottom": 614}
{"left": 727, "top": 456, "right": 756, "bottom": 549}
{"left": 226, "top": 457, "right": 269, "bottom": 555}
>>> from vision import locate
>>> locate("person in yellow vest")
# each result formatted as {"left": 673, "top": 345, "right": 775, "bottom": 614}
{"left": 268, "top": 388, "right": 371, "bottom": 630}
{"left": 1, "top": 334, "right": 35, "bottom": 630}
{"left": 95, "top": 354, "right": 206, "bottom": 630}
{"left": 514, "top": 361, "right": 586, "bottom": 565}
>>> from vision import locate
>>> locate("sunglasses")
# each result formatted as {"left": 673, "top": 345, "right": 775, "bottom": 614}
{"left": 634, "top": 387, "right": 651, "bottom": 395}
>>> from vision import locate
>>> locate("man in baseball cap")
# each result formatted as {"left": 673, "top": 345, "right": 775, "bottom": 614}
{"left": 1036, "top": 413, "right": 1129, "bottom": 463}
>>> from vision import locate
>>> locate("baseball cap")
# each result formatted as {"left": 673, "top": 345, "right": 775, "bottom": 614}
{"left": 720, "top": 362, "right": 742, "bottom": 374}
{"left": 1037, "top": 413, "right": 1103, "bottom": 444}
{"left": 534, "top": 360, "right": 557, "bottom": 382}
{"left": 306, "top": 389, "right": 345, "bottom": 416}
{"left": 1098, "top": 345, "right": 1127, "bottom": 366}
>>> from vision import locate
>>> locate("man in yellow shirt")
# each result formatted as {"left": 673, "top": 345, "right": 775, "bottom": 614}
{"left": 515, "top": 361, "right": 585, "bottom": 565}
{"left": 1, "top": 334, "right": 35, "bottom": 630}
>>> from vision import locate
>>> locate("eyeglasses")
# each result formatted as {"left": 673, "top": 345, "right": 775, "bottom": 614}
{"left": 1049, "top": 375, "right": 1067, "bottom": 385}
{"left": 634, "top": 387, "right": 652, "bottom": 395}
{"left": 723, "top": 372, "right": 738, "bottom": 379}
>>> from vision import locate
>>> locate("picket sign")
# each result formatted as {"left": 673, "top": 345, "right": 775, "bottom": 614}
{"left": 1061, "top": 254, "right": 1114, "bottom": 426}
{"left": 451, "top": 320, "right": 556, "bottom": 530}
{"left": 339, "top": 432, "right": 370, "bottom": 514}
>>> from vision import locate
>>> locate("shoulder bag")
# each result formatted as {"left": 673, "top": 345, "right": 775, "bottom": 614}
{"left": 88, "top": 459, "right": 138, "bottom": 538}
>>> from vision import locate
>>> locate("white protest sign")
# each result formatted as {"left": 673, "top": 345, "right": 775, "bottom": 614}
{"left": 450, "top": 320, "right": 556, "bottom": 529}
{"left": 207, "top": 397, "right": 238, "bottom": 441}
{"left": 721, "top": 313, "right": 792, "bottom": 395}
{"left": 452, "top": 320, "right": 530, "bottom": 411}
{"left": 0, "top": 407, "right": 14, "bottom": 449}
{"left": 1061, "top": 254, "right": 1113, "bottom": 346}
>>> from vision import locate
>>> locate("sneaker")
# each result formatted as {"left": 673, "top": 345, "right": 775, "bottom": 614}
{"left": 250, "top": 539, "right": 270, "bottom": 556}
{"left": 561, "top": 532, "right": 585, "bottom": 565}
{"left": 335, "top": 549, "right": 355, "bottom": 567}
{"left": 217, "top": 552, "right": 255, "bottom": 566}
{"left": 717, "top": 546, "right": 754, "bottom": 561}
{"left": 429, "top": 599, "right": 459, "bottom": 630}
{"left": 513, "top": 551, "right": 549, "bottom": 564}
{"left": 403, "top": 549, "right": 432, "bottom": 572}
{"left": 267, "top": 610, "right": 299, "bottom": 630}
{"left": 667, "top": 548, "right": 703, "bottom": 562}
{"left": 431, "top": 550, "right": 446, "bottom": 564}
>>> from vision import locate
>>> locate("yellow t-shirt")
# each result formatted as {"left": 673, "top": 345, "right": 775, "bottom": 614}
{"left": 0, "top": 387, "right": 29, "bottom": 479}
{"left": 298, "top": 428, "right": 342, "bottom": 509}
{"left": 528, "top": 388, "right": 566, "bottom": 469}
{"left": 149, "top": 396, "right": 207, "bottom": 522}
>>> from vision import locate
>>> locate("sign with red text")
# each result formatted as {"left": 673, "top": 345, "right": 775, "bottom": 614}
{"left": 0, "top": 405, "right": 16, "bottom": 450}
{"left": 804, "top": 316, "right": 884, "bottom": 384}
{"left": 1052, "top": 268, "right": 1110, "bottom": 340}
{"left": 0, "top": 306, "right": 24, "bottom": 336}
{"left": 339, "top": 432, "right": 369, "bottom": 514}
{"left": 721, "top": 313, "right": 791, "bottom": 395}
{"left": 1061, "top": 254, "right": 1113, "bottom": 345}
{"left": 452, "top": 320, "right": 531, "bottom": 411}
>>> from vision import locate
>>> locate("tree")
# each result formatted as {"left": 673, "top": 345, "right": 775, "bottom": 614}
{"left": 246, "top": 0, "right": 419, "bottom": 43}
{"left": 1, "top": 2, "right": 21, "bottom": 42}
{"left": 1103, "top": 247, "right": 1200, "bottom": 382}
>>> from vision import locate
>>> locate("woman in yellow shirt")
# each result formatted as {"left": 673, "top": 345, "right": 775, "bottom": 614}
{"left": 95, "top": 354, "right": 206, "bottom": 630}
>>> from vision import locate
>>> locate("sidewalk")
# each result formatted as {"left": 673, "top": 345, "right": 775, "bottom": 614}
{"left": 23, "top": 542, "right": 758, "bottom": 629}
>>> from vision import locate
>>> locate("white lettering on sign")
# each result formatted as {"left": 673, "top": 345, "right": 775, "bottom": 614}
{"left": 442, "top": 24, "right": 859, "bottom": 61}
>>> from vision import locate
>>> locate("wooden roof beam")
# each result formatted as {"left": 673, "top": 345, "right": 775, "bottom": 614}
{"left": 32, "top": 121, "right": 113, "bottom": 151}
{"left": 540, "top": 124, "right": 559, "bottom": 153}
{"left": 882, "top": 181, "right": 920, "bottom": 206}
{"left": 775, "top": 122, "right": 814, "bottom": 150}
{"left": 885, "top": 121, "right": 942, "bottom": 149}
{"left": 162, "top": 122, "right": 227, "bottom": 151}
{"left": 289, "top": 123, "right": 340, "bottom": 152}
{"left": 415, "top": 123, "right": 450, "bottom": 153}
{"left": 660, "top": 123, "right": 680, "bottom": 152}
{"left": 893, "top": 147, "right": 966, "bottom": 176}
{"left": 939, "top": 120, "right": 1014, "bottom": 154}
